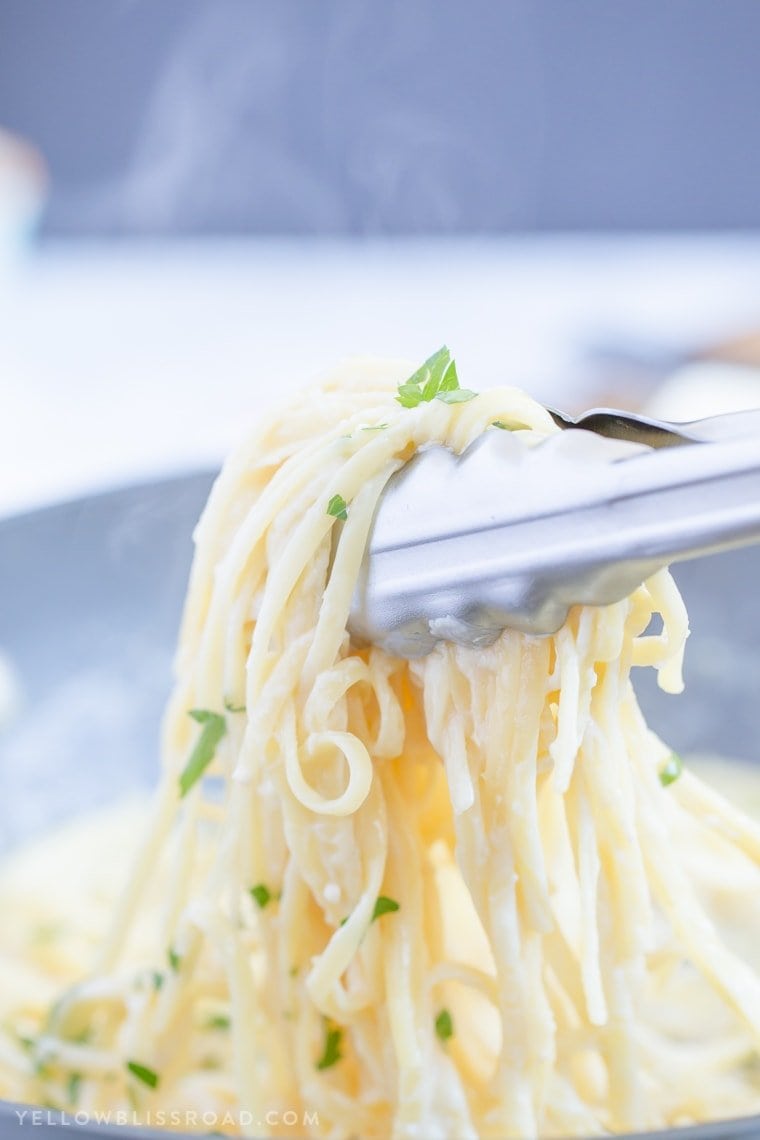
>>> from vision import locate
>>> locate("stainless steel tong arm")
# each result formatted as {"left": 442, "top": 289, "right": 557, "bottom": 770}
{"left": 348, "top": 410, "right": 760, "bottom": 657}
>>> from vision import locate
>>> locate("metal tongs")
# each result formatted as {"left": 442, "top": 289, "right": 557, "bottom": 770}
{"left": 348, "top": 408, "right": 760, "bottom": 657}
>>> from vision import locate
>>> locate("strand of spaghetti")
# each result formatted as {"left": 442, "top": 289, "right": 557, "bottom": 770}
{"left": 630, "top": 743, "right": 760, "bottom": 1042}
{"left": 673, "top": 772, "right": 760, "bottom": 863}
{"left": 565, "top": 772, "right": 606, "bottom": 1026}
{"left": 225, "top": 930, "right": 268, "bottom": 1132}
{"left": 182, "top": 390, "right": 400, "bottom": 700}
{"left": 597, "top": 927, "right": 643, "bottom": 1132}
{"left": 435, "top": 645, "right": 540, "bottom": 1135}
{"left": 193, "top": 453, "right": 333, "bottom": 702}
{"left": 379, "top": 771, "right": 457, "bottom": 1138}
{"left": 544, "top": 1071, "right": 608, "bottom": 1136}
{"left": 413, "top": 649, "right": 475, "bottom": 816}
{"left": 177, "top": 390, "right": 399, "bottom": 661}
{"left": 303, "top": 779, "right": 387, "bottom": 1014}
{"left": 498, "top": 636, "right": 554, "bottom": 932}
{"left": 583, "top": 615, "right": 653, "bottom": 961}
{"left": 631, "top": 568, "right": 689, "bottom": 692}
{"left": 244, "top": 426, "right": 419, "bottom": 696}
{"left": 158, "top": 788, "right": 202, "bottom": 950}
{"left": 286, "top": 729, "right": 373, "bottom": 818}
{"left": 483, "top": 822, "right": 540, "bottom": 1138}
{"left": 34, "top": 1037, "right": 121, "bottom": 1077}
{"left": 579, "top": 612, "right": 651, "bottom": 1128}
{"left": 235, "top": 633, "right": 312, "bottom": 781}
{"left": 550, "top": 608, "right": 596, "bottom": 794}
{"left": 427, "top": 962, "right": 499, "bottom": 1004}
{"left": 444, "top": 387, "right": 556, "bottom": 450}
{"left": 417, "top": 652, "right": 537, "bottom": 1134}
{"left": 94, "top": 779, "right": 180, "bottom": 973}
{"left": 302, "top": 470, "right": 399, "bottom": 687}
{"left": 365, "top": 649, "right": 406, "bottom": 758}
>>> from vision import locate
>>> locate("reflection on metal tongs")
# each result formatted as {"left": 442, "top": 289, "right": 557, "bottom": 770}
{"left": 348, "top": 408, "right": 760, "bottom": 657}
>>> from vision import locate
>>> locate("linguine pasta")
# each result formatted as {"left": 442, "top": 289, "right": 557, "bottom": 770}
{"left": 2, "top": 356, "right": 760, "bottom": 1138}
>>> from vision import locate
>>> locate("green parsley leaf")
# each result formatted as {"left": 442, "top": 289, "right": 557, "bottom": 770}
{"left": 316, "top": 1025, "right": 343, "bottom": 1071}
{"left": 436, "top": 387, "right": 476, "bottom": 405}
{"left": 395, "top": 381, "right": 426, "bottom": 408}
{"left": 67, "top": 1073, "right": 82, "bottom": 1106}
{"left": 250, "top": 883, "right": 272, "bottom": 909}
{"left": 435, "top": 1008, "right": 454, "bottom": 1042}
{"left": 492, "top": 419, "right": 530, "bottom": 431}
{"left": 327, "top": 494, "right": 348, "bottom": 521}
{"left": 372, "top": 896, "right": 400, "bottom": 921}
{"left": 438, "top": 360, "right": 459, "bottom": 392}
{"left": 396, "top": 347, "right": 450, "bottom": 407}
{"left": 32, "top": 921, "right": 63, "bottom": 946}
{"left": 659, "top": 752, "right": 683, "bottom": 788}
{"left": 179, "top": 710, "right": 227, "bottom": 797}
{"left": 407, "top": 346, "right": 451, "bottom": 389}
{"left": 167, "top": 948, "right": 182, "bottom": 973}
{"left": 205, "top": 1014, "right": 230, "bottom": 1031}
{"left": 224, "top": 698, "right": 246, "bottom": 714}
{"left": 126, "top": 1060, "right": 160, "bottom": 1090}
{"left": 151, "top": 971, "right": 164, "bottom": 992}
{"left": 395, "top": 347, "right": 477, "bottom": 408}
{"left": 421, "top": 368, "right": 441, "bottom": 402}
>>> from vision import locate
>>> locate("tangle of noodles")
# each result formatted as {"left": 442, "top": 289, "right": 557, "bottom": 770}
{"left": 2, "top": 357, "right": 760, "bottom": 1138}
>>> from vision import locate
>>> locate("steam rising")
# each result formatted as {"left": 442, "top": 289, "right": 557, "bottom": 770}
{"left": 53, "top": 4, "right": 540, "bottom": 235}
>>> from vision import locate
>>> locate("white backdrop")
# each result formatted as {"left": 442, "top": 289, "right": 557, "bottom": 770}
{"left": 3, "top": 235, "right": 760, "bottom": 517}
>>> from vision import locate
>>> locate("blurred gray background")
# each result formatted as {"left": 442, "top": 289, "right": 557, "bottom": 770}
{"left": 3, "top": 0, "right": 760, "bottom": 237}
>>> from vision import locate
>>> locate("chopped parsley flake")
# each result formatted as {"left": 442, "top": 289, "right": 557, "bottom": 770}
{"left": 659, "top": 752, "right": 683, "bottom": 787}
{"left": 67, "top": 1073, "right": 82, "bottom": 1106}
{"left": 151, "top": 971, "right": 164, "bottom": 992}
{"left": 224, "top": 698, "right": 246, "bottom": 714}
{"left": 396, "top": 347, "right": 476, "bottom": 408}
{"left": 435, "top": 1009, "right": 454, "bottom": 1042}
{"left": 206, "top": 1014, "right": 230, "bottom": 1031}
{"left": 437, "top": 388, "right": 476, "bottom": 404}
{"left": 126, "top": 1061, "right": 160, "bottom": 1090}
{"left": 179, "top": 710, "right": 227, "bottom": 797}
{"left": 492, "top": 420, "right": 529, "bottom": 431}
{"left": 316, "top": 1025, "right": 343, "bottom": 1071}
{"left": 327, "top": 494, "right": 348, "bottom": 521}
{"left": 372, "top": 896, "right": 400, "bottom": 921}
{"left": 250, "top": 883, "right": 272, "bottom": 909}
{"left": 167, "top": 948, "right": 182, "bottom": 973}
